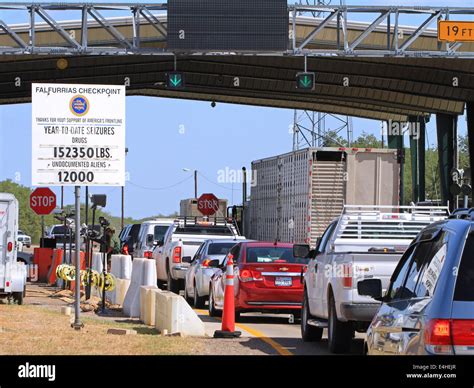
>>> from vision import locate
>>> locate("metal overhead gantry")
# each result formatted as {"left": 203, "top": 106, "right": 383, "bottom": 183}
{"left": 0, "top": 3, "right": 473, "bottom": 57}
{"left": 0, "top": 3, "right": 473, "bottom": 208}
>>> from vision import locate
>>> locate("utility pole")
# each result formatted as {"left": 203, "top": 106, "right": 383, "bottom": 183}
{"left": 194, "top": 169, "right": 198, "bottom": 198}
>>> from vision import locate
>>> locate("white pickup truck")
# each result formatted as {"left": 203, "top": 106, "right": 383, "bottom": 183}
{"left": 301, "top": 205, "right": 449, "bottom": 353}
{"left": 0, "top": 193, "right": 27, "bottom": 305}
{"left": 153, "top": 218, "right": 241, "bottom": 293}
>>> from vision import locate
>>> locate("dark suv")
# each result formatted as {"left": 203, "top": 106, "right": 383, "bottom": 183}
{"left": 360, "top": 209, "right": 474, "bottom": 355}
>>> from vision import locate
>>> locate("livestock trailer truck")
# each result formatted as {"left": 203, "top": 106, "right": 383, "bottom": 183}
{"left": 0, "top": 193, "right": 27, "bottom": 304}
{"left": 248, "top": 147, "right": 400, "bottom": 244}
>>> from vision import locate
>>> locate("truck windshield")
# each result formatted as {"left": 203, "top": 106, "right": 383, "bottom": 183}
{"left": 208, "top": 242, "right": 236, "bottom": 255}
{"left": 51, "top": 226, "right": 68, "bottom": 235}
{"left": 154, "top": 225, "right": 169, "bottom": 241}
{"left": 454, "top": 235, "right": 474, "bottom": 301}
{"left": 175, "top": 226, "right": 233, "bottom": 236}
{"left": 246, "top": 247, "right": 309, "bottom": 264}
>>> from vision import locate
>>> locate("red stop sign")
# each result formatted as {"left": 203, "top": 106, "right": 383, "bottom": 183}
{"left": 197, "top": 193, "right": 219, "bottom": 216}
{"left": 30, "top": 187, "right": 56, "bottom": 215}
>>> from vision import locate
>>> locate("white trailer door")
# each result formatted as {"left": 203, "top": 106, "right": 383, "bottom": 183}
{"left": 0, "top": 199, "right": 12, "bottom": 291}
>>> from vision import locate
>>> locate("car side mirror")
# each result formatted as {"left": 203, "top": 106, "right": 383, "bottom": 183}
{"left": 207, "top": 259, "right": 221, "bottom": 268}
{"left": 308, "top": 249, "right": 317, "bottom": 259}
{"left": 293, "top": 244, "right": 310, "bottom": 258}
{"left": 357, "top": 279, "right": 383, "bottom": 301}
{"left": 182, "top": 256, "right": 192, "bottom": 263}
{"left": 146, "top": 234, "right": 154, "bottom": 246}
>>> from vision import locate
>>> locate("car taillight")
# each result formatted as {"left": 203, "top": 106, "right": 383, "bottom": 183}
{"left": 144, "top": 251, "right": 153, "bottom": 259}
{"left": 239, "top": 269, "right": 262, "bottom": 282}
{"left": 425, "top": 319, "right": 452, "bottom": 354}
{"left": 172, "top": 246, "right": 182, "bottom": 263}
{"left": 6, "top": 281, "right": 10, "bottom": 287}
{"left": 452, "top": 320, "right": 474, "bottom": 347}
{"left": 342, "top": 263, "right": 352, "bottom": 288}
{"left": 425, "top": 319, "right": 474, "bottom": 354}
{"left": 7, "top": 242, "right": 12, "bottom": 252}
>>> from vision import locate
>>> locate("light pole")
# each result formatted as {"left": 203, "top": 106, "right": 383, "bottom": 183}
{"left": 121, "top": 147, "right": 129, "bottom": 229}
{"left": 183, "top": 168, "right": 198, "bottom": 198}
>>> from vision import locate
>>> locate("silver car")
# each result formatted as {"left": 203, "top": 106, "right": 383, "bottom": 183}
{"left": 17, "top": 230, "right": 31, "bottom": 248}
{"left": 184, "top": 239, "right": 243, "bottom": 308}
{"left": 360, "top": 212, "right": 474, "bottom": 355}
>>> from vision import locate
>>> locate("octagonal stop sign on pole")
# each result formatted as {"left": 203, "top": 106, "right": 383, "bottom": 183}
{"left": 30, "top": 187, "right": 56, "bottom": 215}
{"left": 197, "top": 193, "right": 219, "bottom": 216}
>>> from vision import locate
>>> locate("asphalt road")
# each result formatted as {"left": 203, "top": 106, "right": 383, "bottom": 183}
{"left": 194, "top": 308, "right": 365, "bottom": 355}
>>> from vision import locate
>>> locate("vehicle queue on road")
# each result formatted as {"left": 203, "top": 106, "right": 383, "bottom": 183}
{"left": 117, "top": 204, "right": 474, "bottom": 356}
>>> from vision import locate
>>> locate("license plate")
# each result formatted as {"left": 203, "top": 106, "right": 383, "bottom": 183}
{"left": 275, "top": 277, "right": 292, "bottom": 287}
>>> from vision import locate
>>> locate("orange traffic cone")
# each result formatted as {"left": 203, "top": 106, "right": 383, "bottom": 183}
{"left": 214, "top": 255, "right": 241, "bottom": 338}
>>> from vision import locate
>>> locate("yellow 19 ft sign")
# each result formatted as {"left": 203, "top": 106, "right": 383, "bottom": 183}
{"left": 438, "top": 21, "right": 474, "bottom": 42}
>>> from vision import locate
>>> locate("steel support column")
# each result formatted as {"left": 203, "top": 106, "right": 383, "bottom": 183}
{"left": 467, "top": 102, "right": 474, "bottom": 204}
{"left": 436, "top": 113, "right": 457, "bottom": 209}
{"left": 408, "top": 116, "right": 426, "bottom": 203}
{"left": 388, "top": 130, "right": 404, "bottom": 205}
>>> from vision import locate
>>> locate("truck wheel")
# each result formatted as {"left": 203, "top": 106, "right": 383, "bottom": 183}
{"left": 328, "top": 293, "right": 353, "bottom": 354}
{"left": 184, "top": 282, "right": 193, "bottom": 305}
{"left": 167, "top": 265, "right": 179, "bottom": 294}
{"left": 157, "top": 279, "right": 166, "bottom": 290}
{"left": 208, "top": 287, "right": 221, "bottom": 317}
{"left": 193, "top": 282, "right": 206, "bottom": 309}
{"left": 301, "top": 292, "right": 323, "bottom": 342}
{"left": 13, "top": 292, "right": 24, "bottom": 305}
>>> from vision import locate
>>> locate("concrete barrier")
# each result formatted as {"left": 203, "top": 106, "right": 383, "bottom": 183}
{"left": 139, "top": 286, "right": 160, "bottom": 326}
{"left": 154, "top": 291, "right": 205, "bottom": 336}
{"left": 122, "top": 259, "right": 157, "bottom": 317}
{"left": 91, "top": 252, "right": 104, "bottom": 273}
{"left": 112, "top": 279, "right": 130, "bottom": 306}
{"left": 110, "top": 254, "right": 132, "bottom": 280}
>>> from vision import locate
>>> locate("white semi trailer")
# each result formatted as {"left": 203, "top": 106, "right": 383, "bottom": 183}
{"left": 0, "top": 193, "right": 27, "bottom": 304}
{"left": 249, "top": 147, "right": 401, "bottom": 244}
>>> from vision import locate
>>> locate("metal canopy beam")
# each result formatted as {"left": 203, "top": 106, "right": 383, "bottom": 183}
{"left": 0, "top": 4, "right": 473, "bottom": 57}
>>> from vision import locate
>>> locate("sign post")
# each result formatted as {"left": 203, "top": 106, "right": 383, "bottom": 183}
{"left": 32, "top": 83, "right": 126, "bottom": 330}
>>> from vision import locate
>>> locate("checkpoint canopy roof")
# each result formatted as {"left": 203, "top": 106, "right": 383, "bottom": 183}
{"left": 0, "top": 4, "right": 473, "bottom": 121}
{"left": 0, "top": 55, "right": 472, "bottom": 122}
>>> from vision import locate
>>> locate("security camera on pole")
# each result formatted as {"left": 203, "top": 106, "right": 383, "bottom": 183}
{"left": 214, "top": 254, "right": 241, "bottom": 338}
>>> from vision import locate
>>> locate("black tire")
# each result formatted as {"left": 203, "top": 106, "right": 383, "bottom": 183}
{"left": 328, "top": 293, "right": 353, "bottom": 354}
{"left": 157, "top": 279, "right": 166, "bottom": 290}
{"left": 13, "top": 291, "right": 23, "bottom": 305}
{"left": 234, "top": 311, "right": 241, "bottom": 322}
{"left": 167, "top": 263, "right": 179, "bottom": 294}
{"left": 208, "top": 286, "right": 221, "bottom": 317}
{"left": 23, "top": 285, "right": 26, "bottom": 298}
{"left": 301, "top": 292, "right": 323, "bottom": 342}
{"left": 193, "top": 282, "right": 206, "bottom": 309}
{"left": 184, "top": 282, "right": 193, "bottom": 305}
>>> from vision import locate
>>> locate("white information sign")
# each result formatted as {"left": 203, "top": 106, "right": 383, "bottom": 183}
{"left": 32, "top": 83, "right": 125, "bottom": 186}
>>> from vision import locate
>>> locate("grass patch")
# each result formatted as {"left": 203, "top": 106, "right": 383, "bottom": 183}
{"left": 0, "top": 304, "right": 203, "bottom": 355}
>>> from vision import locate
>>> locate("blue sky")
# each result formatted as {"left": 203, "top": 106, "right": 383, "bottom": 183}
{"left": 0, "top": 0, "right": 470, "bottom": 219}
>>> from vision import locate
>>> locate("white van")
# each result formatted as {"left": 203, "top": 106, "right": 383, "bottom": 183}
{"left": 0, "top": 193, "right": 27, "bottom": 304}
{"left": 134, "top": 219, "right": 174, "bottom": 258}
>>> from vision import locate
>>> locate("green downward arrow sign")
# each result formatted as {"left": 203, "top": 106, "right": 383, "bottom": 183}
{"left": 301, "top": 75, "right": 312, "bottom": 88}
{"left": 170, "top": 74, "right": 182, "bottom": 87}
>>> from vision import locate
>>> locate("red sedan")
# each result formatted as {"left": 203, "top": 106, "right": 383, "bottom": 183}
{"left": 208, "top": 241, "right": 310, "bottom": 319}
